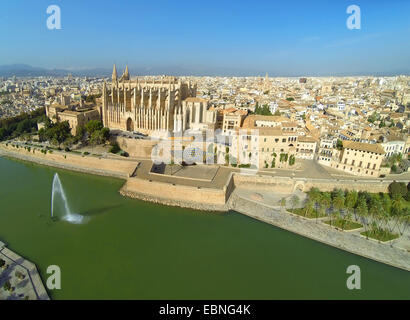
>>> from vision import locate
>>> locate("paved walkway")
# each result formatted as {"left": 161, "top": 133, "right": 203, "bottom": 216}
{"left": 134, "top": 160, "right": 232, "bottom": 189}
{"left": 229, "top": 192, "right": 410, "bottom": 272}
{"left": 0, "top": 244, "right": 49, "bottom": 300}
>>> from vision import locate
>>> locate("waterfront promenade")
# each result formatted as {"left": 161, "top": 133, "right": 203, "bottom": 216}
{"left": 1, "top": 142, "right": 409, "bottom": 272}
{"left": 0, "top": 240, "right": 49, "bottom": 300}
{"left": 228, "top": 191, "right": 410, "bottom": 272}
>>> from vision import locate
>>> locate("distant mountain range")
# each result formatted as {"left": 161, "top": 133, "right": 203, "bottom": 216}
{"left": 0, "top": 64, "right": 112, "bottom": 78}
{"left": 0, "top": 64, "right": 409, "bottom": 78}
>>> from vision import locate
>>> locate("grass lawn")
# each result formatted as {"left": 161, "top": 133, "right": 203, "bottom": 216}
{"left": 361, "top": 227, "right": 399, "bottom": 242}
{"left": 287, "top": 208, "right": 326, "bottom": 219}
{"left": 324, "top": 218, "right": 362, "bottom": 230}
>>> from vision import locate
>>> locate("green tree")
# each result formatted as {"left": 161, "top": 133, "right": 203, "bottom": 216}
{"left": 367, "top": 113, "right": 377, "bottom": 123}
{"left": 90, "top": 130, "right": 106, "bottom": 145}
{"left": 305, "top": 198, "right": 315, "bottom": 218}
{"left": 336, "top": 139, "right": 343, "bottom": 150}
{"left": 369, "top": 194, "right": 382, "bottom": 229}
{"left": 331, "top": 190, "right": 345, "bottom": 225}
{"left": 391, "top": 193, "right": 403, "bottom": 216}
{"left": 75, "top": 125, "right": 86, "bottom": 142}
{"left": 109, "top": 142, "right": 121, "bottom": 154}
{"left": 388, "top": 182, "right": 407, "bottom": 199}
{"left": 289, "top": 155, "right": 296, "bottom": 166}
{"left": 85, "top": 120, "right": 103, "bottom": 135}
{"left": 345, "top": 190, "right": 358, "bottom": 220}
{"left": 3, "top": 280, "right": 11, "bottom": 291}
{"left": 356, "top": 196, "right": 369, "bottom": 236}
{"left": 307, "top": 187, "right": 321, "bottom": 211}
{"left": 41, "top": 121, "right": 72, "bottom": 147}
{"left": 319, "top": 192, "right": 331, "bottom": 221}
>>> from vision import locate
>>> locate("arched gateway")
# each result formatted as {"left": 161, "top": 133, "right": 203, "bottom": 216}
{"left": 126, "top": 117, "right": 134, "bottom": 132}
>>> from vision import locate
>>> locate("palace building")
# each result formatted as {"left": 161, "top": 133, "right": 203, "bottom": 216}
{"left": 101, "top": 65, "right": 215, "bottom": 135}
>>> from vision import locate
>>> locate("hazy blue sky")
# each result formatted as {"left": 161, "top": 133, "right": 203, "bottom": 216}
{"left": 1, "top": 0, "right": 409, "bottom": 76}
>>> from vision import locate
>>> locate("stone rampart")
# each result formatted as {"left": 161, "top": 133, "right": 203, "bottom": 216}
{"left": 0, "top": 143, "right": 137, "bottom": 179}
{"left": 121, "top": 177, "right": 228, "bottom": 211}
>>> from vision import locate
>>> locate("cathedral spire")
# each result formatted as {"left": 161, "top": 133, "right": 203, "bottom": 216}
{"left": 124, "top": 65, "right": 130, "bottom": 80}
{"left": 112, "top": 64, "right": 118, "bottom": 82}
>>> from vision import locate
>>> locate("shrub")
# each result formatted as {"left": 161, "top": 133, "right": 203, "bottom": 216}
{"left": 388, "top": 181, "right": 407, "bottom": 199}
{"left": 3, "top": 280, "right": 11, "bottom": 291}
{"left": 15, "top": 271, "right": 25, "bottom": 280}
{"left": 289, "top": 155, "right": 295, "bottom": 166}
{"left": 109, "top": 142, "right": 121, "bottom": 154}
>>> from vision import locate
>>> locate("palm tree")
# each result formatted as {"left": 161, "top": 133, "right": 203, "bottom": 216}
{"left": 332, "top": 191, "right": 345, "bottom": 226}
{"left": 345, "top": 190, "right": 358, "bottom": 221}
{"left": 356, "top": 198, "right": 369, "bottom": 238}
{"left": 391, "top": 194, "right": 403, "bottom": 216}
{"left": 381, "top": 193, "right": 392, "bottom": 217}
{"left": 369, "top": 195, "right": 382, "bottom": 229}
{"left": 305, "top": 198, "right": 315, "bottom": 218}
{"left": 319, "top": 192, "right": 331, "bottom": 222}
{"left": 397, "top": 209, "right": 410, "bottom": 236}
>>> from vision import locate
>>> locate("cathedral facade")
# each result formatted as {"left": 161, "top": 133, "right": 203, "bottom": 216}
{"left": 102, "top": 65, "right": 214, "bottom": 135}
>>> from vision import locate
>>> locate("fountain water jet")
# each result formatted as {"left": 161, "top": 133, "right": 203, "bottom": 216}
{"left": 51, "top": 173, "right": 85, "bottom": 224}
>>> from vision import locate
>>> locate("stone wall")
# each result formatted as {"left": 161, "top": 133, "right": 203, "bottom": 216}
{"left": 0, "top": 143, "right": 137, "bottom": 179}
{"left": 303, "top": 178, "right": 391, "bottom": 193}
{"left": 229, "top": 193, "right": 410, "bottom": 272}
{"left": 111, "top": 136, "right": 157, "bottom": 158}
{"left": 224, "top": 173, "right": 235, "bottom": 202}
{"left": 233, "top": 173, "right": 406, "bottom": 194}
{"left": 121, "top": 177, "right": 228, "bottom": 211}
{"left": 233, "top": 174, "right": 295, "bottom": 193}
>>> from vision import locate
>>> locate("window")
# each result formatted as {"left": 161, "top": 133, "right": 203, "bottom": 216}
{"left": 282, "top": 138, "right": 286, "bottom": 143}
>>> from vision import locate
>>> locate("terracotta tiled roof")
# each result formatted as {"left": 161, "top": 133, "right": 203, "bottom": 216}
{"left": 343, "top": 141, "right": 385, "bottom": 154}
